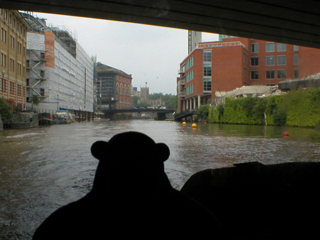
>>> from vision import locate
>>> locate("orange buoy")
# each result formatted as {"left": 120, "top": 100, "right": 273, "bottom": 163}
{"left": 192, "top": 123, "right": 197, "bottom": 128}
{"left": 283, "top": 131, "right": 289, "bottom": 137}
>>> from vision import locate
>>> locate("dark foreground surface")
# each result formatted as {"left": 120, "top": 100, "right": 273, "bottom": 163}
{"left": 1, "top": 120, "right": 320, "bottom": 239}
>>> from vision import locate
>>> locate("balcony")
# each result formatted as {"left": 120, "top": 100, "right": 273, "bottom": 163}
{"left": 178, "top": 68, "right": 185, "bottom": 74}
{"left": 179, "top": 79, "right": 185, "bottom": 86}
{"left": 179, "top": 90, "right": 186, "bottom": 97}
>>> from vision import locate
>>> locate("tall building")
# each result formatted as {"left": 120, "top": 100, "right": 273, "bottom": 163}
{"left": 177, "top": 35, "right": 320, "bottom": 113}
{"left": 96, "top": 62, "right": 132, "bottom": 110}
{"left": 0, "top": 9, "right": 29, "bottom": 111}
{"left": 188, "top": 30, "right": 202, "bottom": 55}
{"left": 23, "top": 13, "right": 94, "bottom": 119}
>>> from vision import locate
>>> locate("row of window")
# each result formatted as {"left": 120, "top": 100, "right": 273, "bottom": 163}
{"left": 251, "top": 55, "right": 299, "bottom": 66}
{"left": 186, "top": 56, "right": 194, "bottom": 70}
{"left": 251, "top": 42, "right": 299, "bottom": 53}
{"left": 0, "top": 78, "right": 25, "bottom": 96}
{"left": 185, "top": 80, "right": 212, "bottom": 94}
{"left": 186, "top": 84, "right": 194, "bottom": 95}
{"left": 186, "top": 70, "right": 194, "bottom": 82}
{"left": 0, "top": 9, "right": 28, "bottom": 37}
{"left": 1, "top": 53, "right": 25, "bottom": 75}
{"left": 1, "top": 28, "right": 26, "bottom": 54}
{"left": 250, "top": 69, "right": 299, "bottom": 80}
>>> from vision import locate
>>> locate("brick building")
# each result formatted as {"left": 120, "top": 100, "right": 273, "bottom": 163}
{"left": 177, "top": 36, "right": 320, "bottom": 112}
{"left": 0, "top": 9, "right": 29, "bottom": 111}
{"left": 96, "top": 62, "right": 132, "bottom": 110}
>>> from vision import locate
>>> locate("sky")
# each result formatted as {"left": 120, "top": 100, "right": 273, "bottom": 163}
{"left": 32, "top": 12, "right": 218, "bottom": 94}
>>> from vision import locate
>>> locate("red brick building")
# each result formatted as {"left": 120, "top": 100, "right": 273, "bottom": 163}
{"left": 96, "top": 62, "right": 132, "bottom": 110}
{"left": 177, "top": 36, "right": 320, "bottom": 112}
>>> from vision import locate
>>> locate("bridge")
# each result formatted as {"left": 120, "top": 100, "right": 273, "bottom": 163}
{"left": 174, "top": 110, "right": 197, "bottom": 121}
{"left": 102, "top": 108, "right": 174, "bottom": 120}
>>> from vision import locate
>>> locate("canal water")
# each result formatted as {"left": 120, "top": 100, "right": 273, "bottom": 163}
{"left": 1, "top": 120, "right": 320, "bottom": 239}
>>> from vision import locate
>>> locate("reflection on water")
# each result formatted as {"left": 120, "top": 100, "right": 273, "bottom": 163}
{"left": 1, "top": 120, "right": 320, "bottom": 239}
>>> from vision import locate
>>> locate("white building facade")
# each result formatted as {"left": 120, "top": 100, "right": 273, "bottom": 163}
{"left": 25, "top": 17, "right": 94, "bottom": 119}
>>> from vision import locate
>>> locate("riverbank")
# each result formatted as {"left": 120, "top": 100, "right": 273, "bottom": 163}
{"left": 204, "top": 88, "right": 320, "bottom": 128}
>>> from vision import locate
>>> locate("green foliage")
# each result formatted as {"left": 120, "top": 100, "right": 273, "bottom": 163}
{"left": 197, "top": 105, "right": 210, "bottom": 120}
{"left": 32, "top": 95, "right": 41, "bottom": 105}
{"left": 133, "top": 93, "right": 176, "bottom": 109}
{"left": 208, "top": 88, "right": 320, "bottom": 128}
{"left": 0, "top": 97, "right": 12, "bottom": 124}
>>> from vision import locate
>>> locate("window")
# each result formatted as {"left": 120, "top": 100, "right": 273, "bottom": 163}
{"left": 17, "top": 63, "right": 22, "bottom": 75}
{"left": 18, "top": 42, "right": 22, "bottom": 54}
{"left": 1, "top": 28, "right": 6, "bottom": 42}
{"left": 203, "top": 79, "right": 212, "bottom": 91}
{"left": 9, "top": 58, "right": 14, "bottom": 71}
{"left": 0, "top": 78, "right": 3, "bottom": 91}
{"left": 40, "top": 88, "right": 45, "bottom": 96}
{"left": 1, "top": 53, "right": 6, "bottom": 67}
{"left": 278, "top": 69, "right": 287, "bottom": 79}
{"left": 10, "top": 35, "right": 14, "bottom": 49}
{"left": 251, "top": 57, "right": 259, "bottom": 66}
{"left": 187, "top": 70, "right": 194, "bottom": 82}
{"left": 266, "top": 70, "right": 275, "bottom": 79}
{"left": 203, "top": 51, "right": 212, "bottom": 62}
{"left": 294, "top": 45, "right": 300, "bottom": 51}
{"left": 294, "top": 69, "right": 299, "bottom": 79}
{"left": 266, "top": 42, "right": 275, "bottom": 52}
{"left": 17, "top": 84, "right": 22, "bottom": 96}
{"left": 10, "top": 82, "right": 15, "bottom": 94}
{"left": 186, "top": 56, "right": 194, "bottom": 70}
{"left": 278, "top": 55, "right": 287, "bottom": 65}
{"left": 277, "top": 43, "right": 286, "bottom": 52}
{"left": 294, "top": 54, "right": 299, "bottom": 65}
{"left": 251, "top": 43, "right": 259, "bottom": 53}
{"left": 266, "top": 56, "right": 275, "bottom": 66}
{"left": 251, "top": 70, "right": 259, "bottom": 80}
{"left": 187, "top": 84, "right": 194, "bottom": 95}
{"left": 204, "top": 65, "right": 212, "bottom": 76}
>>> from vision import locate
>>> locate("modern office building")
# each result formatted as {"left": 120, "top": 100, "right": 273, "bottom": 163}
{"left": 23, "top": 13, "right": 94, "bottom": 119}
{"left": 0, "top": 9, "right": 29, "bottom": 111}
{"left": 177, "top": 35, "right": 320, "bottom": 113}
{"left": 96, "top": 62, "right": 132, "bottom": 110}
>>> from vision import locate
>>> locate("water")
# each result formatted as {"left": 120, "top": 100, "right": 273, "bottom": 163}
{"left": 1, "top": 120, "right": 320, "bottom": 239}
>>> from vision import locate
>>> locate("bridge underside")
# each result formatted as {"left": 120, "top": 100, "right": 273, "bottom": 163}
{"left": 1, "top": 1, "right": 320, "bottom": 49}
{"left": 103, "top": 109, "right": 173, "bottom": 120}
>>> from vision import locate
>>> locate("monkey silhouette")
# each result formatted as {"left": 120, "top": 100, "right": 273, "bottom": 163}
{"left": 33, "top": 132, "right": 224, "bottom": 239}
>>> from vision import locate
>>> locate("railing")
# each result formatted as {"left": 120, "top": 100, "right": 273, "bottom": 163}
{"left": 174, "top": 109, "right": 196, "bottom": 121}
{"left": 198, "top": 41, "right": 246, "bottom": 49}
{"left": 179, "top": 79, "right": 185, "bottom": 85}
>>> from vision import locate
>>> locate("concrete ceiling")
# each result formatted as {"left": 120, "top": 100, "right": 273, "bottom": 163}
{"left": 2, "top": 0, "right": 320, "bottom": 49}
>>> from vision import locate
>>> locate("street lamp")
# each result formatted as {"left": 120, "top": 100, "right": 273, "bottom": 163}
{"left": 56, "top": 94, "right": 59, "bottom": 110}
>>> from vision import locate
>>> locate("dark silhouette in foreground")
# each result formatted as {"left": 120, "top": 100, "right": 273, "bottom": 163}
{"left": 181, "top": 162, "right": 320, "bottom": 240}
{"left": 33, "top": 132, "right": 223, "bottom": 239}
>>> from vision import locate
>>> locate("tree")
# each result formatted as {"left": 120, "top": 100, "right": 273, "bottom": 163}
{"left": 0, "top": 97, "right": 12, "bottom": 124}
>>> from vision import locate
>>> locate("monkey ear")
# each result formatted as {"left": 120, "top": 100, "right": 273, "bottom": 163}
{"left": 91, "top": 141, "right": 109, "bottom": 160}
{"left": 155, "top": 143, "right": 170, "bottom": 162}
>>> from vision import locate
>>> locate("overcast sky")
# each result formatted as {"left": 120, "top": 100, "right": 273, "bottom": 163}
{"left": 33, "top": 12, "right": 218, "bottom": 94}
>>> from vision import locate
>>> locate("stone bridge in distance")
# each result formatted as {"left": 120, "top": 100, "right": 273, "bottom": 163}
{"left": 102, "top": 108, "right": 174, "bottom": 120}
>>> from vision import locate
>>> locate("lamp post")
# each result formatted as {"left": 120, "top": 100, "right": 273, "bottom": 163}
{"left": 56, "top": 94, "right": 59, "bottom": 110}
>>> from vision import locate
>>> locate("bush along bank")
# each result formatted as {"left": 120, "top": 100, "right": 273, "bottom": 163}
{"left": 204, "top": 88, "right": 320, "bottom": 128}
